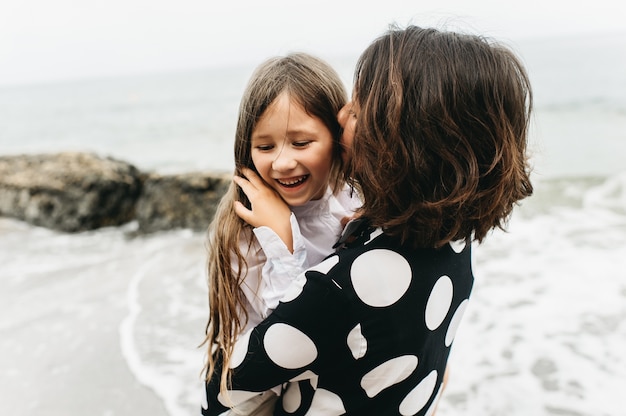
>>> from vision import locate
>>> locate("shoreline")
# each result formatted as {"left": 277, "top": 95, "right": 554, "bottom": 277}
{"left": 0, "top": 217, "right": 171, "bottom": 415}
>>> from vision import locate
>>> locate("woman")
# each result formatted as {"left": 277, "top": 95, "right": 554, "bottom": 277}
{"left": 202, "top": 24, "right": 533, "bottom": 416}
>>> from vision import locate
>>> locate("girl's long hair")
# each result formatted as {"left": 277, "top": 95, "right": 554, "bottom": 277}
{"left": 202, "top": 53, "right": 347, "bottom": 396}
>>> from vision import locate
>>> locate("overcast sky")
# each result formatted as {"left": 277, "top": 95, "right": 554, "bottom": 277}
{"left": 1, "top": 0, "right": 624, "bottom": 86}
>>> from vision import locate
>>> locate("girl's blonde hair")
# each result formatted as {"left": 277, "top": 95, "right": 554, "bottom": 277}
{"left": 202, "top": 53, "right": 347, "bottom": 396}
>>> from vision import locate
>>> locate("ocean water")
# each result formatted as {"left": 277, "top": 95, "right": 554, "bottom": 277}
{"left": 1, "top": 33, "right": 625, "bottom": 415}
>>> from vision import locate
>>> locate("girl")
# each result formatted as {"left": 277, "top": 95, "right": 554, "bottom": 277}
{"left": 203, "top": 25, "right": 533, "bottom": 415}
{"left": 202, "top": 53, "right": 361, "bottom": 413}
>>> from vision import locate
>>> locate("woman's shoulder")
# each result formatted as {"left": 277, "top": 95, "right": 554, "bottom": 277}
{"left": 319, "top": 227, "right": 473, "bottom": 294}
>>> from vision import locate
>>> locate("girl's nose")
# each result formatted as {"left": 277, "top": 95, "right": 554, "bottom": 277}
{"left": 271, "top": 147, "right": 298, "bottom": 172}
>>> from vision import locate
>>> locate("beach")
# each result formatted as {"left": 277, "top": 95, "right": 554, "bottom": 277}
{"left": 0, "top": 220, "right": 206, "bottom": 415}
{"left": 1, "top": 32, "right": 625, "bottom": 415}
{"left": 2, "top": 173, "right": 625, "bottom": 415}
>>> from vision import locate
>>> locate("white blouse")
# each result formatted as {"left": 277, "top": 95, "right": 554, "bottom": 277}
{"left": 233, "top": 185, "right": 361, "bottom": 332}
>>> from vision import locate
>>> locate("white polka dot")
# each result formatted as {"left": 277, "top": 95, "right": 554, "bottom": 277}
{"left": 350, "top": 249, "right": 412, "bottom": 307}
{"left": 445, "top": 299, "right": 469, "bottom": 347}
{"left": 425, "top": 275, "right": 453, "bottom": 330}
{"left": 365, "top": 228, "right": 384, "bottom": 244}
{"left": 309, "top": 255, "right": 339, "bottom": 274}
{"left": 230, "top": 329, "right": 252, "bottom": 368}
{"left": 360, "top": 355, "right": 418, "bottom": 398}
{"left": 280, "top": 273, "right": 307, "bottom": 303}
{"left": 264, "top": 323, "right": 317, "bottom": 369}
{"left": 282, "top": 381, "right": 302, "bottom": 413}
{"left": 449, "top": 239, "right": 466, "bottom": 253}
{"left": 305, "top": 388, "right": 345, "bottom": 415}
{"left": 289, "top": 370, "right": 319, "bottom": 388}
{"left": 217, "top": 389, "right": 261, "bottom": 407}
{"left": 347, "top": 324, "right": 367, "bottom": 359}
{"left": 399, "top": 370, "right": 438, "bottom": 416}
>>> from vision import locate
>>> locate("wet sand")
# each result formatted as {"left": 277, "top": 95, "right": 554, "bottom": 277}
{"left": 0, "top": 220, "right": 170, "bottom": 415}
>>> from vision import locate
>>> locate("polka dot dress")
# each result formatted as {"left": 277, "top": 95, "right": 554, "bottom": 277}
{"left": 203, "top": 219, "right": 474, "bottom": 415}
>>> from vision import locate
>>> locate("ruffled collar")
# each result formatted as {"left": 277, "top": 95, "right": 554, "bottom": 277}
{"left": 291, "top": 186, "right": 333, "bottom": 219}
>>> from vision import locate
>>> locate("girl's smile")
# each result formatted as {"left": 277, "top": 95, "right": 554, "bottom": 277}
{"left": 275, "top": 174, "right": 309, "bottom": 187}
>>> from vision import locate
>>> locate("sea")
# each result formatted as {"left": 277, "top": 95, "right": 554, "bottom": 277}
{"left": 1, "top": 32, "right": 625, "bottom": 416}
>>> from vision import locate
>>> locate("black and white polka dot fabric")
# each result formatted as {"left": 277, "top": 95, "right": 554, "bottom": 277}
{"left": 203, "top": 220, "right": 474, "bottom": 415}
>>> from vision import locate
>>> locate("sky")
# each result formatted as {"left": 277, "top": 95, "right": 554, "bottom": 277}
{"left": 1, "top": 0, "right": 625, "bottom": 86}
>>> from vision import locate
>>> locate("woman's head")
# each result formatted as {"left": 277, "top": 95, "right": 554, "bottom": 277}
{"left": 342, "top": 25, "right": 533, "bottom": 247}
{"left": 235, "top": 53, "right": 347, "bottom": 206}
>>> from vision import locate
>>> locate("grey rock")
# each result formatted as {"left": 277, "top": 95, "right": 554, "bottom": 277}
{"left": 0, "top": 152, "right": 142, "bottom": 232}
{"left": 0, "top": 152, "right": 233, "bottom": 233}
{"left": 134, "top": 171, "right": 231, "bottom": 233}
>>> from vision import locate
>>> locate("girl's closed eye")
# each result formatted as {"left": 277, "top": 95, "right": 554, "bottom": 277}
{"left": 255, "top": 144, "right": 274, "bottom": 151}
{"left": 292, "top": 140, "right": 312, "bottom": 148}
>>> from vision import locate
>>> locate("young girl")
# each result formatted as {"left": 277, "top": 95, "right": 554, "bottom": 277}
{"left": 202, "top": 52, "right": 360, "bottom": 413}
{"left": 203, "top": 25, "right": 533, "bottom": 415}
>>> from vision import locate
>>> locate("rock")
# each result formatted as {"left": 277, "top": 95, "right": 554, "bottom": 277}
{"left": 0, "top": 152, "right": 142, "bottom": 232}
{"left": 0, "top": 152, "right": 233, "bottom": 233}
{"left": 134, "top": 171, "right": 231, "bottom": 233}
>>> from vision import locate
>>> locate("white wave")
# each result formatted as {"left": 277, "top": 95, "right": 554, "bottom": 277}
{"left": 439, "top": 183, "right": 626, "bottom": 416}
{"left": 2, "top": 171, "right": 625, "bottom": 416}
{"left": 118, "top": 230, "right": 208, "bottom": 416}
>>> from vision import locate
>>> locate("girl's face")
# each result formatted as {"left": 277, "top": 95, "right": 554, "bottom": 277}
{"left": 250, "top": 92, "right": 334, "bottom": 207}
{"left": 337, "top": 100, "right": 358, "bottom": 164}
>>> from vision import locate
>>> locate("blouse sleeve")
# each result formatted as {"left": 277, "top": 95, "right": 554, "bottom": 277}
{"left": 237, "top": 213, "right": 308, "bottom": 321}
{"left": 202, "top": 264, "right": 347, "bottom": 415}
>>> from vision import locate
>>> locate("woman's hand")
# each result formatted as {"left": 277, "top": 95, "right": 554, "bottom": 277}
{"left": 234, "top": 167, "right": 294, "bottom": 253}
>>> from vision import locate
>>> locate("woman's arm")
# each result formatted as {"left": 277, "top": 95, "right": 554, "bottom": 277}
{"left": 202, "top": 263, "right": 345, "bottom": 415}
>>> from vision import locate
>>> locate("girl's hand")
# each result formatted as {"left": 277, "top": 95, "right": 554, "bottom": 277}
{"left": 233, "top": 168, "right": 294, "bottom": 253}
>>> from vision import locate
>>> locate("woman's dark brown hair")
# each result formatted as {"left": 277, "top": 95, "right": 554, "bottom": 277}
{"left": 347, "top": 25, "right": 533, "bottom": 248}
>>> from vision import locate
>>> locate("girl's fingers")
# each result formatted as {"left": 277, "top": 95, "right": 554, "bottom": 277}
{"left": 233, "top": 200, "right": 252, "bottom": 222}
{"left": 238, "top": 168, "right": 278, "bottom": 199}
{"left": 239, "top": 167, "right": 267, "bottom": 189}
{"left": 233, "top": 175, "right": 256, "bottom": 198}
{"left": 239, "top": 167, "right": 256, "bottom": 178}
